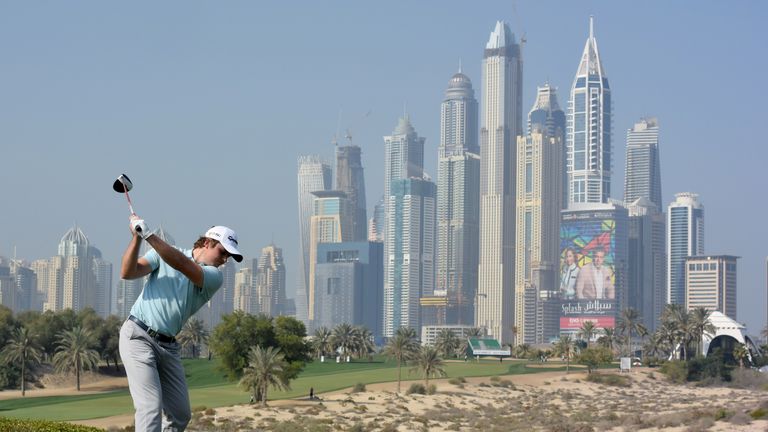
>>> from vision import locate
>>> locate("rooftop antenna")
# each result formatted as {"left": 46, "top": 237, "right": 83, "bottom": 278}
{"left": 589, "top": 15, "right": 594, "bottom": 39}
{"left": 458, "top": 58, "right": 462, "bottom": 74}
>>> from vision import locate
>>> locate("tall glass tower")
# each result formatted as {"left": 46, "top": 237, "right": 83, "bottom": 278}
{"left": 528, "top": 84, "right": 566, "bottom": 209}
{"left": 567, "top": 16, "right": 612, "bottom": 205}
{"left": 335, "top": 142, "right": 368, "bottom": 241}
{"left": 296, "top": 156, "right": 332, "bottom": 325}
{"left": 624, "top": 118, "right": 662, "bottom": 209}
{"left": 514, "top": 85, "right": 564, "bottom": 344}
{"left": 667, "top": 193, "right": 704, "bottom": 305}
{"left": 436, "top": 69, "right": 479, "bottom": 325}
{"left": 476, "top": 21, "right": 523, "bottom": 343}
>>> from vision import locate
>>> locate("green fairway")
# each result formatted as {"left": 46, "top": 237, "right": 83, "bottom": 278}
{"left": 0, "top": 357, "right": 570, "bottom": 422}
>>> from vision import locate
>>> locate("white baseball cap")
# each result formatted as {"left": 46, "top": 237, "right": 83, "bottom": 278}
{"left": 204, "top": 226, "right": 243, "bottom": 262}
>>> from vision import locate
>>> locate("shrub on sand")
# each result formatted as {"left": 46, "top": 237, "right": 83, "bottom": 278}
{"left": 406, "top": 383, "right": 427, "bottom": 395}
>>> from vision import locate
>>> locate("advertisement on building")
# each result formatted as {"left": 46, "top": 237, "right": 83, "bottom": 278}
{"left": 559, "top": 212, "right": 618, "bottom": 332}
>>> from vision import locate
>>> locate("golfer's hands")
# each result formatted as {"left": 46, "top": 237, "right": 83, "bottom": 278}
{"left": 130, "top": 215, "right": 154, "bottom": 240}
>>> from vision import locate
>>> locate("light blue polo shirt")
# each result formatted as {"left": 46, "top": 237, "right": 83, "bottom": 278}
{"left": 129, "top": 247, "right": 223, "bottom": 336}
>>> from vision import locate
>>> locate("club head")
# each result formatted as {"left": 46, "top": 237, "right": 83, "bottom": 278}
{"left": 113, "top": 174, "right": 133, "bottom": 193}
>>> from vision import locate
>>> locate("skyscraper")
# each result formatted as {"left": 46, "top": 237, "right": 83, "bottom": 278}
{"left": 514, "top": 85, "right": 564, "bottom": 344}
{"left": 91, "top": 247, "right": 113, "bottom": 317}
{"left": 626, "top": 198, "right": 666, "bottom": 333}
{"left": 296, "top": 155, "right": 332, "bottom": 325}
{"left": 335, "top": 141, "right": 368, "bottom": 241}
{"left": 315, "top": 241, "right": 384, "bottom": 340}
{"left": 253, "top": 243, "right": 286, "bottom": 316}
{"left": 383, "top": 116, "right": 425, "bottom": 213}
{"left": 384, "top": 178, "right": 436, "bottom": 337}
{"left": 624, "top": 118, "right": 662, "bottom": 209}
{"left": 55, "top": 226, "right": 95, "bottom": 313}
{"left": 667, "top": 192, "right": 704, "bottom": 305}
{"left": 308, "top": 190, "right": 353, "bottom": 326}
{"left": 685, "top": 255, "right": 738, "bottom": 319}
{"left": 383, "top": 115, "right": 427, "bottom": 336}
{"left": 567, "top": 17, "right": 612, "bottom": 205}
{"left": 476, "top": 21, "right": 523, "bottom": 343}
{"left": 528, "top": 83, "right": 566, "bottom": 209}
{"left": 436, "top": 69, "right": 480, "bottom": 325}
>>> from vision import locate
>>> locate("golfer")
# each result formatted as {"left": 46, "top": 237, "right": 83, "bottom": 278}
{"left": 119, "top": 215, "right": 242, "bottom": 431}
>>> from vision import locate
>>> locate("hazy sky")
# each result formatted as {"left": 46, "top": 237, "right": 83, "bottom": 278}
{"left": 1, "top": 2, "right": 766, "bottom": 333}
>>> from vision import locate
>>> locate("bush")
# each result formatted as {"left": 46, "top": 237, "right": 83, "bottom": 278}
{"left": 660, "top": 360, "right": 688, "bottom": 384}
{"left": 406, "top": 383, "right": 426, "bottom": 395}
{"left": 750, "top": 408, "right": 767, "bottom": 419}
{"left": 351, "top": 382, "right": 366, "bottom": 393}
{"left": 577, "top": 347, "right": 614, "bottom": 373}
{"left": 687, "top": 354, "right": 732, "bottom": 382}
{"left": 714, "top": 408, "right": 732, "bottom": 420}
{"left": 585, "top": 373, "right": 631, "bottom": 387}
{"left": 0, "top": 417, "right": 104, "bottom": 432}
{"left": 427, "top": 384, "right": 437, "bottom": 395}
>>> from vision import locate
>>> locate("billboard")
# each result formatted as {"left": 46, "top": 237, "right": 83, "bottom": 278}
{"left": 559, "top": 211, "right": 618, "bottom": 332}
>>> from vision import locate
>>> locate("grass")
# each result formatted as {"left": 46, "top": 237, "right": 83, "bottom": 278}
{"left": 0, "top": 357, "right": 540, "bottom": 422}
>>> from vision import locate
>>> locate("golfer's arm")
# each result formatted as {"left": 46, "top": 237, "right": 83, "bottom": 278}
{"left": 144, "top": 236, "right": 205, "bottom": 286}
{"left": 121, "top": 235, "right": 153, "bottom": 279}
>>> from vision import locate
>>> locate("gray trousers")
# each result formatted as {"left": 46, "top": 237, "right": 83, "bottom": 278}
{"left": 119, "top": 320, "right": 191, "bottom": 432}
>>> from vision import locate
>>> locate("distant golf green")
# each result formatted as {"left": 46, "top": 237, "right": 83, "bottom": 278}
{"left": 0, "top": 357, "right": 570, "bottom": 422}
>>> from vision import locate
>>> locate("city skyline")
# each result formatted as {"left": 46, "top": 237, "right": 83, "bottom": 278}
{"left": 1, "top": 2, "right": 766, "bottom": 334}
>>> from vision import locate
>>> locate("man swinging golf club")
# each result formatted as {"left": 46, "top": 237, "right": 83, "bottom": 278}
{"left": 119, "top": 207, "right": 242, "bottom": 431}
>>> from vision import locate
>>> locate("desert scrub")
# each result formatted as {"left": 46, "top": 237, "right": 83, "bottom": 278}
{"left": 750, "top": 408, "right": 767, "bottom": 419}
{"left": 0, "top": 418, "right": 104, "bottom": 432}
{"left": 406, "top": 383, "right": 427, "bottom": 395}
{"left": 659, "top": 360, "right": 688, "bottom": 384}
{"left": 427, "top": 384, "right": 437, "bottom": 395}
{"left": 448, "top": 376, "right": 466, "bottom": 385}
{"left": 351, "top": 382, "right": 366, "bottom": 393}
{"left": 585, "top": 373, "right": 631, "bottom": 387}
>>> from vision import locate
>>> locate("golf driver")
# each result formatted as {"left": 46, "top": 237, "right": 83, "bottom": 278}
{"left": 113, "top": 174, "right": 143, "bottom": 234}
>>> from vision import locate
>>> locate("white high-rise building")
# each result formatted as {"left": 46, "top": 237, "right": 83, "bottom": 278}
{"left": 624, "top": 118, "right": 662, "bottom": 209}
{"left": 256, "top": 243, "right": 286, "bottom": 317}
{"left": 685, "top": 255, "right": 737, "bottom": 319}
{"left": 567, "top": 17, "right": 612, "bottom": 205}
{"left": 476, "top": 21, "right": 523, "bottom": 343}
{"left": 296, "top": 155, "right": 332, "bottom": 325}
{"left": 667, "top": 193, "right": 704, "bottom": 305}
{"left": 383, "top": 178, "right": 436, "bottom": 337}
{"left": 436, "top": 69, "right": 479, "bottom": 325}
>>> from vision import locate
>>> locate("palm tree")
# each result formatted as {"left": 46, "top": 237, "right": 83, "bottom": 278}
{"left": 617, "top": 308, "right": 647, "bottom": 357}
{"left": 732, "top": 343, "right": 749, "bottom": 369}
{"left": 352, "top": 326, "right": 376, "bottom": 360}
{"left": 688, "top": 307, "right": 715, "bottom": 358}
{"left": 434, "top": 329, "right": 460, "bottom": 359}
{"left": 662, "top": 304, "right": 691, "bottom": 360}
{"left": 410, "top": 346, "right": 447, "bottom": 388}
{"left": 0, "top": 327, "right": 43, "bottom": 396}
{"left": 331, "top": 323, "right": 356, "bottom": 360}
{"left": 176, "top": 318, "right": 209, "bottom": 359}
{"left": 312, "top": 326, "right": 333, "bottom": 359}
{"left": 578, "top": 321, "right": 598, "bottom": 347}
{"left": 52, "top": 326, "right": 100, "bottom": 391}
{"left": 554, "top": 335, "right": 576, "bottom": 373}
{"left": 238, "top": 345, "right": 290, "bottom": 406}
{"left": 382, "top": 328, "right": 418, "bottom": 393}
{"left": 597, "top": 327, "right": 616, "bottom": 354}
{"left": 513, "top": 343, "right": 532, "bottom": 360}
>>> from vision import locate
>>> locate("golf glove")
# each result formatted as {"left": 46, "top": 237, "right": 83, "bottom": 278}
{"left": 131, "top": 219, "right": 154, "bottom": 240}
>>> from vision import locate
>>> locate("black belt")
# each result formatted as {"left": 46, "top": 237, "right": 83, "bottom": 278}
{"left": 128, "top": 315, "right": 176, "bottom": 343}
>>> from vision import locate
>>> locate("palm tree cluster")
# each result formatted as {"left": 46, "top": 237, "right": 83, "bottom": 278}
{"left": 382, "top": 327, "right": 446, "bottom": 393}
{"left": 0, "top": 306, "right": 116, "bottom": 395}
{"left": 644, "top": 305, "right": 716, "bottom": 361}
{"left": 310, "top": 323, "right": 375, "bottom": 361}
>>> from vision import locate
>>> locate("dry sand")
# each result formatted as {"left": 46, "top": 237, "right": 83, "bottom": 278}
{"left": 54, "top": 367, "right": 768, "bottom": 431}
